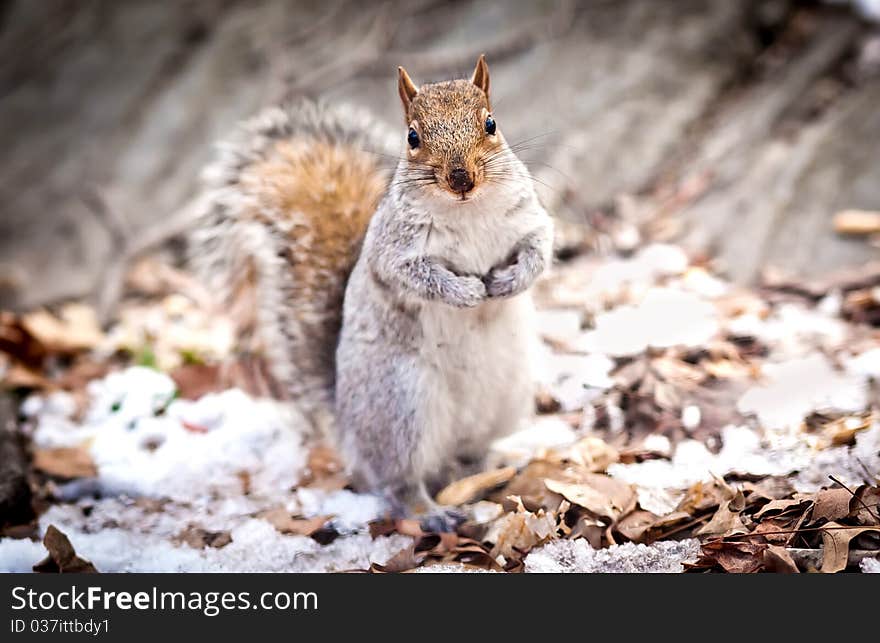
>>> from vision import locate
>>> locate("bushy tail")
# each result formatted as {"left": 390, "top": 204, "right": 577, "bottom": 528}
{"left": 188, "top": 101, "right": 397, "bottom": 428}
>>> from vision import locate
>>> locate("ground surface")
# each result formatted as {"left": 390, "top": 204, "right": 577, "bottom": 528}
{"left": 1, "top": 241, "right": 878, "bottom": 573}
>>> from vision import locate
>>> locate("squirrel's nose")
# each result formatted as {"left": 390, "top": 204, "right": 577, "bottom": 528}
{"left": 447, "top": 168, "right": 475, "bottom": 194}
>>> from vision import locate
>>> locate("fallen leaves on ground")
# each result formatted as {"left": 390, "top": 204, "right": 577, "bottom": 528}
{"left": 805, "top": 410, "right": 873, "bottom": 448}
{"left": 259, "top": 508, "right": 333, "bottom": 537}
{"left": 33, "top": 525, "right": 98, "bottom": 573}
{"left": 169, "top": 363, "right": 225, "bottom": 400}
{"left": 20, "top": 304, "right": 104, "bottom": 355}
{"left": 298, "top": 444, "right": 349, "bottom": 491}
{"left": 684, "top": 480, "right": 880, "bottom": 573}
{"left": 32, "top": 446, "right": 97, "bottom": 479}
{"left": 368, "top": 518, "right": 504, "bottom": 573}
{"left": 175, "top": 525, "right": 233, "bottom": 550}
{"left": 583, "top": 346, "right": 754, "bottom": 444}
{"left": 436, "top": 467, "right": 516, "bottom": 505}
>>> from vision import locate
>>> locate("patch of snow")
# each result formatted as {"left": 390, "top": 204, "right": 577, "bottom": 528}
{"left": 738, "top": 354, "right": 867, "bottom": 432}
{"left": 727, "top": 304, "right": 847, "bottom": 358}
{"left": 642, "top": 434, "right": 672, "bottom": 456}
{"left": 678, "top": 267, "right": 728, "bottom": 298}
{"left": 610, "top": 422, "right": 880, "bottom": 496}
{"left": 682, "top": 405, "right": 701, "bottom": 430}
{"left": 846, "top": 347, "right": 880, "bottom": 379}
{"left": 584, "top": 244, "right": 689, "bottom": 303}
{"left": 536, "top": 309, "right": 583, "bottom": 346}
{"left": 635, "top": 487, "right": 684, "bottom": 516}
{"left": 295, "top": 488, "right": 387, "bottom": 535}
{"left": 577, "top": 287, "right": 719, "bottom": 357}
{"left": 21, "top": 390, "right": 78, "bottom": 420}
{"left": 0, "top": 539, "right": 46, "bottom": 573}
{"left": 524, "top": 538, "right": 700, "bottom": 573}
{"left": 490, "top": 415, "right": 578, "bottom": 467}
{"left": 609, "top": 425, "right": 789, "bottom": 490}
{"left": 0, "top": 515, "right": 411, "bottom": 573}
{"left": 27, "top": 367, "right": 308, "bottom": 502}
{"left": 861, "top": 557, "right": 880, "bottom": 573}
{"left": 536, "top": 350, "right": 615, "bottom": 412}
{"left": 790, "top": 422, "right": 880, "bottom": 492}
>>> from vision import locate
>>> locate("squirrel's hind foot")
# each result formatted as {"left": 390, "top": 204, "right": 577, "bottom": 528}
{"left": 384, "top": 480, "right": 465, "bottom": 533}
{"left": 419, "top": 508, "right": 466, "bottom": 534}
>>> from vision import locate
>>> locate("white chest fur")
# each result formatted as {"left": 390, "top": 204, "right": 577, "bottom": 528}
{"left": 420, "top": 189, "right": 540, "bottom": 275}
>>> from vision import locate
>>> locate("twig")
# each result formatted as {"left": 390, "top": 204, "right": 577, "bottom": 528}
{"left": 650, "top": 513, "right": 711, "bottom": 542}
{"left": 718, "top": 525, "right": 879, "bottom": 540}
{"left": 829, "top": 475, "right": 880, "bottom": 522}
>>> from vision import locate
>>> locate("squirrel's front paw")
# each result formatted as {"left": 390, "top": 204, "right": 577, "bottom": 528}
{"left": 483, "top": 263, "right": 520, "bottom": 298}
{"left": 449, "top": 275, "right": 487, "bottom": 307}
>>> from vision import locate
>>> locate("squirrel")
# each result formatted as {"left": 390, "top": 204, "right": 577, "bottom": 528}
{"left": 190, "top": 56, "right": 553, "bottom": 529}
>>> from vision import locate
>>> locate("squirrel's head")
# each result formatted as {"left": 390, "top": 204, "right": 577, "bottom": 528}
{"left": 397, "top": 55, "right": 503, "bottom": 202}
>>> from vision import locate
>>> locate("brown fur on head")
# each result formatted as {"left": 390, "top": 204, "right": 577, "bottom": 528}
{"left": 397, "top": 55, "right": 502, "bottom": 200}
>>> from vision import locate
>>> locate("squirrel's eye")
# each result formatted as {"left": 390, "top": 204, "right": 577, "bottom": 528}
{"left": 485, "top": 115, "right": 496, "bottom": 136}
{"left": 407, "top": 128, "right": 420, "bottom": 149}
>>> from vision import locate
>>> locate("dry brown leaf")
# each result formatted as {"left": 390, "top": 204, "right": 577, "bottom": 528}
{"left": 488, "top": 497, "right": 556, "bottom": 561}
{"left": 743, "top": 476, "right": 797, "bottom": 502}
{"left": 809, "top": 412, "right": 873, "bottom": 448}
{"left": 176, "top": 525, "right": 233, "bottom": 549}
{"left": 762, "top": 545, "right": 800, "bottom": 573}
{"left": 33, "top": 446, "right": 97, "bottom": 479}
{"left": 829, "top": 415, "right": 871, "bottom": 447}
{"left": 0, "top": 312, "right": 47, "bottom": 367}
{"left": 493, "top": 460, "right": 569, "bottom": 510}
{"left": 259, "top": 508, "right": 332, "bottom": 536}
{"left": 753, "top": 518, "right": 801, "bottom": 546}
{"left": 753, "top": 497, "right": 812, "bottom": 521}
{"left": 820, "top": 523, "right": 880, "bottom": 573}
{"left": 544, "top": 479, "right": 611, "bottom": 518}
{"left": 703, "top": 358, "right": 752, "bottom": 380}
{"left": 569, "top": 515, "right": 606, "bottom": 548}
{"left": 436, "top": 467, "right": 516, "bottom": 506}
{"left": 645, "top": 510, "right": 693, "bottom": 537}
{"left": 696, "top": 490, "right": 748, "bottom": 537}
{"left": 33, "top": 525, "right": 98, "bottom": 573}
{"left": 21, "top": 304, "right": 104, "bottom": 354}
{"left": 810, "top": 488, "right": 854, "bottom": 524}
{"left": 547, "top": 437, "right": 619, "bottom": 472}
{"left": 616, "top": 510, "right": 660, "bottom": 542}
{"left": 686, "top": 540, "right": 767, "bottom": 574}
{"left": 544, "top": 474, "right": 636, "bottom": 521}
{"left": 852, "top": 485, "right": 880, "bottom": 525}
{"left": 370, "top": 545, "right": 424, "bottom": 573}
{"left": 676, "top": 479, "right": 735, "bottom": 515}
{"left": 299, "top": 444, "right": 349, "bottom": 491}
{"left": 170, "top": 363, "right": 224, "bottom": 400}
{"left": 1, "top": 360, "right": 51, "bottom": 390}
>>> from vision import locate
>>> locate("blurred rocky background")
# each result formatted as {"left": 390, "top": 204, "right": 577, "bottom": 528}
{"left": 1, "top": 0, "right": 878, "bottom": 312}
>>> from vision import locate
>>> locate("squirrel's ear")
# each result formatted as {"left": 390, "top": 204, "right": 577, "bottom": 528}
{"left": 470, "top": 54, "right": 490, "bottom": 98}
{"left": 398, "top": 66, "right": 418, "bottom": 112}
